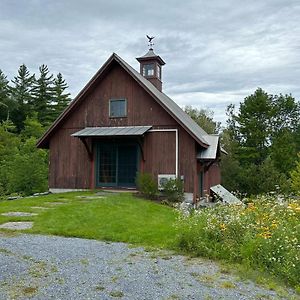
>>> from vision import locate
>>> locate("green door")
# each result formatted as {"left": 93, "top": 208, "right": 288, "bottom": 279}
{"left": 199, "top": 171, "right": 204, "bottom": 197}
{"left": 96, "top": 142, "right": 138, "bottom": 187}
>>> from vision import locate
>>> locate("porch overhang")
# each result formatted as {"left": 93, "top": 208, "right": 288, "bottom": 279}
{"left": 71, "top": 126, "right": 152, "bottom": 137}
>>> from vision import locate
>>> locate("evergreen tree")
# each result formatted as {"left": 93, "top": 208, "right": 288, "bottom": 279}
{"left": 53, "top": 72, "right": 71, "bottom": 118}
{"left": 0, "top": 69, "right": 12, "bottom": 122}
{"left": 223, "top": 88, "right": 300, "bottom": 194}
{"left": 31, "top": 64, "right": 54, "bottom": 126}
{"left": 10, "top": 64, "right": 35, "bottom": 132}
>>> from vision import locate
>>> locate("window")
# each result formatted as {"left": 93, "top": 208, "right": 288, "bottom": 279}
{"left": 157, "top": 65, "right": 161, "bottom": 79}
{"left": 142, "top": 64, "right": 154, "bottom": 77}
{"left": 109, "top": 99, "right": 127, "bottom": 118}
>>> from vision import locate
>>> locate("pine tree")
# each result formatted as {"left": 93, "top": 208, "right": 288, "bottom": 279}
{"left": 53, "top": 73, "right": 71, "bottom": 118}
{"left": 10, "top": 64, "right": 35, "bottom": 131}
{"left": 31, "top": 64, "right": 54, "bottom": 126}
{"left": 0, "top": 69, "right": 13, "bottom": 122}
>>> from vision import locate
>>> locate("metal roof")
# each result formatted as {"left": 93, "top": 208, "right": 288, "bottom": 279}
{"left": 210, "top": 184, "right": 242, "bottom": 205}
{"left": 197, "top": 134, "right": 219, "bottom": 160}
{"left": 37, "top": 53, "right": 213, "bottom": 150}
{"left": 71, "top": 126, "right": 152, "bottom": 137}
{"left": 136, "top": 49, "right": 166, "bottom": 65}
{"left": 114, "top": 54, "right": 210, "bottom": 146}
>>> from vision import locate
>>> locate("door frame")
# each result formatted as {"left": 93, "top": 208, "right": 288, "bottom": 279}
{"left": 95, "top": 140, "right": 140, "bottom": 188}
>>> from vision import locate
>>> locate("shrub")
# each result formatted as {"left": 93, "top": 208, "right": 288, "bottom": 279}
{"left": 290, "top": 153, "right": 300, "bottom": 194}
{"left": 7, "top": 138, "right": 48, "bottom": 196}
{"left": 175, "top": 195, "right": 300, "bottom": 288}
{"left": 162, "top": 178, "right": 184, "bottom": 202}
{"left": 136, "top": 172, "right": 158, "bottom": 199}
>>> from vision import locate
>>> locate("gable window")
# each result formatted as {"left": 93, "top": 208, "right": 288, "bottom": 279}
{"left": 142, "top": 64, "right": 154, "bottom": 76}
{"left": 109, "top": 99, "right": 127, "bottom": 118}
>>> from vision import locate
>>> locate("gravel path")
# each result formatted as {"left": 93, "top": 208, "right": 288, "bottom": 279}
{"left": 0, "top": 234, "right": 295, "bottom": 300}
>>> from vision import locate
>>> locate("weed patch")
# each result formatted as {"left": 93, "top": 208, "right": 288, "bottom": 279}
{"left": 175, "top": 194, "right": 300, "bottom": 288}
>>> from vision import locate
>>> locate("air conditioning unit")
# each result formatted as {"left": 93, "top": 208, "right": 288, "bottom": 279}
{"left": 158, "top": 174, "right": 176, "bottom": 190}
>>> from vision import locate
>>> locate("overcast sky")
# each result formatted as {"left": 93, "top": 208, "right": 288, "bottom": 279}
{"left": 1, "top": 0, "right": 299, "bottom": 125}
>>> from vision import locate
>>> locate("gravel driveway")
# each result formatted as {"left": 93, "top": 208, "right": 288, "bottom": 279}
{"left": 0, "top": 234, "right": 295, "bottom": 299}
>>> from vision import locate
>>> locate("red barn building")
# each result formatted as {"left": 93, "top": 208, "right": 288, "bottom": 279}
{"left": 37, "top": 48, "right": 222, "bottom": 201}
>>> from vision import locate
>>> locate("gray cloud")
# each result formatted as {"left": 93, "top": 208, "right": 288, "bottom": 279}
{"left": 0, "top": 0, "right": 299, "bottom": 124}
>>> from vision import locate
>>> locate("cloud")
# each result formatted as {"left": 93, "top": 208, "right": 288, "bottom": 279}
{"left": 0, "top": 0, "right": 299, "bottom": 125}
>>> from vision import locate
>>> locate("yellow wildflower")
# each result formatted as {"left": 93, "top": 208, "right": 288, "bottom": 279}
{"left": 220, "top": 223, "right": 227, "bottom": 231}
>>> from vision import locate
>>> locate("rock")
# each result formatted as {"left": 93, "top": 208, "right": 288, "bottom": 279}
{"left": 33, "top": 191, "right": 51, "bottom": 196}
{"left": 179, "top": 202, "right": 193, "bottom": 216}
{"left": 1, "top": 212, "right": 38, "bottom": 217}
{"left": 7, "top": 196, "right": 22, "bottom": 200}
{"left": 0, "top": 222, "right": 33, "bottom": 230}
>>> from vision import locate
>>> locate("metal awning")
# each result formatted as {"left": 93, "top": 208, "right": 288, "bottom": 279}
{"left": 71, "top": 126, "right": 152, "bottom": 137}
{"left": 197, "top": 135, "right": 219, "bottom": 160}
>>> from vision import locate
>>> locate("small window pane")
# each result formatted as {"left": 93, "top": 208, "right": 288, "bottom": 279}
{"left": 143, "top": 64, "right": 154, "bottom": 76}
{"left": 110, "top": 99, "right": 127, "bottom": 117}
{"left": 157, "top": 65, "right": 161, "bottom": 79}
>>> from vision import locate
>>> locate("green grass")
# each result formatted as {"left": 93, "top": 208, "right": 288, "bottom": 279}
{"left": 0, "top": 192, "right": 177, "bottom": 248}
{"left": 0, "top": 191, "right": 298, "bottom": 296}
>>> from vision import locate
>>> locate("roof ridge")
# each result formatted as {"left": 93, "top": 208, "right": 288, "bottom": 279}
{"left": 37, "top": 53, "right": 210, "bottom": 148}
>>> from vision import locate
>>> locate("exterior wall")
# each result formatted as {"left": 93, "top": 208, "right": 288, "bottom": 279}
{"left": 203, "top": 162, "right": 221, "bottom": 195}
{"left": 49, "top": 128, "right": 91, "bottom": 189}
{"left": 48, "top": 63, "right": 197, "bottom": 193}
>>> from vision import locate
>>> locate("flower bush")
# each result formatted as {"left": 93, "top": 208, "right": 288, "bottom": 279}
{"left": 175, "top": 194, "right": 300, "bottom": 288}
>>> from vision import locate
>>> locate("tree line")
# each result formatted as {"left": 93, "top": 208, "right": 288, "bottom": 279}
{"left": 185, "top": 88, "right": 300, "bottom": 195}
{"left": 0, "top": 65, "right": 71, "bottom": 196}
{"left": 0, "top": 64, "right": 71, "bottom": 131}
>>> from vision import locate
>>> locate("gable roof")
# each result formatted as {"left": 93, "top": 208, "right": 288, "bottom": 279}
{"left": 37, "top": 53, "right": 211, "bottom": 148}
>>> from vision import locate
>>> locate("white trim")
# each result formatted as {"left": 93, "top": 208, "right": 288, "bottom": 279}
{"left": 148, "top": 129, "right": 179, "bottom": 177}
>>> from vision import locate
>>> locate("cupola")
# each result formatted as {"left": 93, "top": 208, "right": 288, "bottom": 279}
{"left": 136, "top": 36, "right": 165, "bottom": 92}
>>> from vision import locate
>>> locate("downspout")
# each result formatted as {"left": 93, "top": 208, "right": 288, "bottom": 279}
{"left": 148, "top": 129, "right": 179, "bottom": 177}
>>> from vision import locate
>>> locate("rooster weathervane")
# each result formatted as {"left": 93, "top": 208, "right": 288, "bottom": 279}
{"left": 146, "top": 35, "right": 155, "bottom": 50}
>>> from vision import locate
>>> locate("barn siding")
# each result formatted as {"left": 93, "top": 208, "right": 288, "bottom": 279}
{"left": 48, "top": 63, "right": 197, "bottom": 192}
{"left": 203, "top": 162, "right": 221, "bottom": 195}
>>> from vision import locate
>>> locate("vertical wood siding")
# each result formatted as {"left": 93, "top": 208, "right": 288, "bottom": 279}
{"left": 48, "top": 63, "right": 198, "bottom": 192}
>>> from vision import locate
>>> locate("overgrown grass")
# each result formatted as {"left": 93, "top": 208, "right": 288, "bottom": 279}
{"left": 175, "top": 194, "right": 300, "bottom": 289}
{"left": 0, "top": 192, "right": 177, "bottom": 248}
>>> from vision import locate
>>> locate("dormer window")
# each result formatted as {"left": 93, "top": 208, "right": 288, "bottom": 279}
{"left": 109, "top": 99, "right": 127, "bottom": 118}
{"left": 142, "top": 64, "right": 155, "bottom": 77}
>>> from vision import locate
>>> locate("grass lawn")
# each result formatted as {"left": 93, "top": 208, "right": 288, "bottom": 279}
{"left": 0, "top": 191, "right": 177, "bottom": 248}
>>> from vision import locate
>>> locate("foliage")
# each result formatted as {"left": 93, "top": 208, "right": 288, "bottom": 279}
{"left": 136, "top": 172, "right": 158, "bottom": 198}
{"left": 1, "top": 65, "right": 71, "bottom": 131}
{"left": 0, "top": 117, "right": 48, "bottom": 196}
{"left": 53, "top": 72, "right": 71, "bottom": 116}
{"left": 0, "top": 65, "right": 71, "bottom": 196}
{"left": 175, "top": 195, "right": 300, "bottom": 287}
{"left": 6, "top": 137, "right": 48, "bottom": 195}
{"left": 185, "top": 105, "right": 221, "bottom": 134}
{"left": 0, "top": 69, "right": 13, "bottom": 123}
{"left": 223, "top": 88, "right": 300, "bottom": 194}
{"left": 162, "top": 178, "right": 184, "bottom": 202}
{"left": 290, "top": 153, "right": 300, "bottom": 194}
{"left": 10, "top": 64, "right": 35, "bottom": 131}
{"left": 31, "top": 64, "right": 55, "bottom": 126}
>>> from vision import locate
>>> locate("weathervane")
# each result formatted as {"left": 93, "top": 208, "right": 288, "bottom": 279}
{"left": 146, "top": 35, "right": 155, "bottom": 50}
